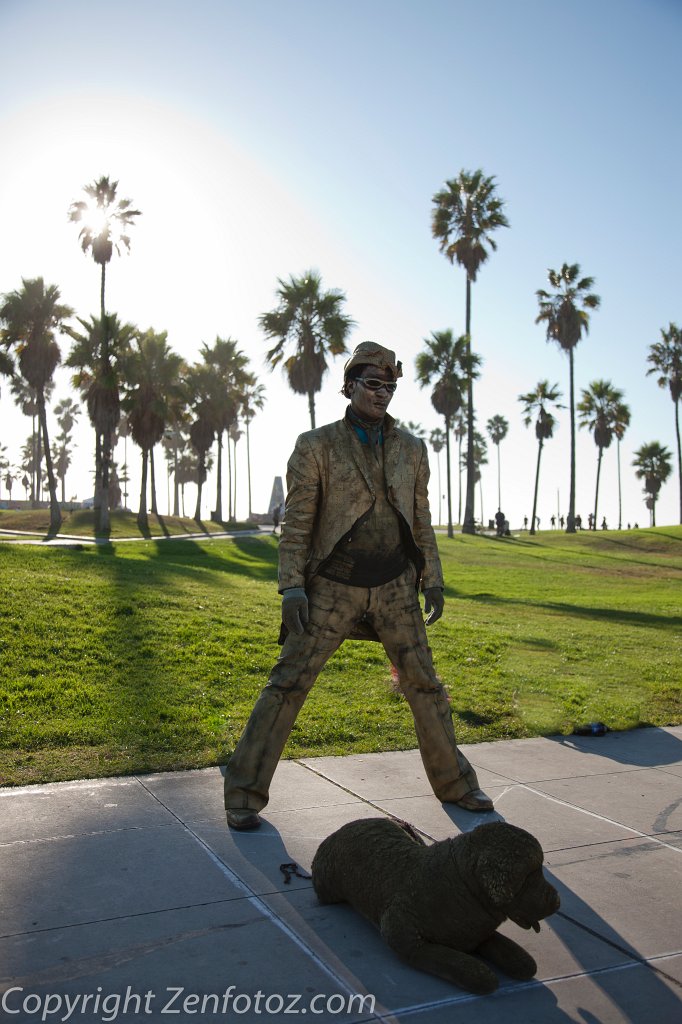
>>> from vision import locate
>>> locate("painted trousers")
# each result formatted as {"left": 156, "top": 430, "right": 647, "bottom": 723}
{"left": 224, "top": 567, "right": 480, "bottom": 812}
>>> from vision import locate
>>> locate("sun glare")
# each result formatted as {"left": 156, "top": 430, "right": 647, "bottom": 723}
{"left": 82, "top": 206, "right": 111, "bottom": 240}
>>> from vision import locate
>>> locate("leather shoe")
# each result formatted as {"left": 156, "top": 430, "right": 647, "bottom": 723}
{"left": 452, "top": 789, "right": 494, "bottom": 812}
{"left": 226, "top": 808, "right": 262, "bottom": 830}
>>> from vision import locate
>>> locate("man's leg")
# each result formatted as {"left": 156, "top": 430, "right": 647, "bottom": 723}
{"left": 368, "top": 569, "right": 485, "bottom": 805}
{"left": 224, "top": 578, "right": 365, "bottom": 814}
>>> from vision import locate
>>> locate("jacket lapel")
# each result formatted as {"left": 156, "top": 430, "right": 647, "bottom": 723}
{"left": 342, "top": 416, "right": 376, "bottom": 497}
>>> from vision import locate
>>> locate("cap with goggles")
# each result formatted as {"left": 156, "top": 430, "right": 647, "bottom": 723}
{"left": 343, "top": 342, "right": 403, "bottom": 382}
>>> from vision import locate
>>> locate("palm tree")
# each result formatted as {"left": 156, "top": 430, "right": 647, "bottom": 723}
{"left": 428, "top": 427, "right": 445, "bottom": 527}
{"left": 468, "top": 430, "right": 488, "bottom": 525}
{"left": 613, "top": 399, "right": 631, "bottom": 530}
{"left": 0, "top": 350, "right": 13, "bottom": 390}
{"left": 518, "top": 381, "right": 564, "bottom": 536}
{"left": 432, "top": 170, "right": 509, "bottom": 534}
{"left": 647, "top": 323, "right": 682, "bottom": 524}
{"left": 633, "top": 442, "right": 672, "bottom": 527}
{"left": 122, "top": 329, "right": 185, "bottom": 527}
{"left": 416, "top": 330, "right": 478, "bottom": 539}
{"left": 453, "top": 409, "right": 467, "bottom": 524}
{"left": 578, "top": 380, "right": 627, "bottom": 529}
{"left": 9, "top": 377, "right": 42, "bottom": 502}
{"left": 162, "top": 424, "right": 190, "bottom": 517}
{"left": 66, "top": 314, "right": 136, "bottom": 517}
{"left": 54, "top": 397, "right": 81, "bottom": 504}
{"left": 199, "top": 338, "right": 249, "bottom": 522}
{"left": 185, "top": 363, "right": 219, "bottom": 522}
{"left": 69, "top": 176, "right": 141, "bottom": 531}
{"left": 394, "top": 419, "right": 426, "bottom": 438}
{"left": 486, "top": 414, "right": 509, "bottom": 512}
{"left": 228, "top": 421, "right": 243, "bottom": 519}
{"left": 240, "top": 377, "right": 266, "bottom": 520}
{"left": 260, "top": 271, "right": 354, "bottom": 429}
{"left": 0, "top": 278, "right": 73, "bottom": 532}
{"left": 535, "top": 263, "right": 601, "bottom": 533}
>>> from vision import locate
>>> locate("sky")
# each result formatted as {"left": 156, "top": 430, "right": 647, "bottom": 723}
{"left": 0, "top": 0, "right": 681, "bottom": 529}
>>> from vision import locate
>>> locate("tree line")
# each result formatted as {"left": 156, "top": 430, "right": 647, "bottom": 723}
{"left": 1, "top": 173, "right": 681, "bottom": 536}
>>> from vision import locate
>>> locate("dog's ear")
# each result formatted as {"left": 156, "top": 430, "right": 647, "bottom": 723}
{"left": 468, "top": 823, "right": 544, "bottom": 908}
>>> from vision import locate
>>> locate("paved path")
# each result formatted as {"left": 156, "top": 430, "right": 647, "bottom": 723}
{"left": 1, "top": 728, "right": 681, "bottom": 1022}
{"left": 0, "top": 527, "right": 270, "bottom": 546}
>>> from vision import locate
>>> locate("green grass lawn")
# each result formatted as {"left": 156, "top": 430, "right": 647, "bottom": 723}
{"left": 1, "top": 527, "right": 680, "bottom": 786}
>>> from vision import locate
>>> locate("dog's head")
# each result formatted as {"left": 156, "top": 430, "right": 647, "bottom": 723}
{"left": 458, "top": 822, "right": 560, "bottom": 932}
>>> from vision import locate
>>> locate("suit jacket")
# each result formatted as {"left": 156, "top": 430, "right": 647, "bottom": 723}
{"left": 278, "top": 411, "right": 444, "bottom": 593}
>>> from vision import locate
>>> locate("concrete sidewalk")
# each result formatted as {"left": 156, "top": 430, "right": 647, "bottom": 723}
{"left": 1, "top": 728, "right": 681, "bottom": 1023}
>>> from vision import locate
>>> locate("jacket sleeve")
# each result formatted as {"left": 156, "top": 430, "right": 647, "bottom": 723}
{"left": 413, "top": 439, "right": 444, "bottom": 590}
{"left": 277, "top": 435, "right": 321, "bottom": 592}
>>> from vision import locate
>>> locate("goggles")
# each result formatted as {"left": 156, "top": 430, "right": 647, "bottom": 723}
{"left": 357, "top": 378, "right": 398, "bottom": 394}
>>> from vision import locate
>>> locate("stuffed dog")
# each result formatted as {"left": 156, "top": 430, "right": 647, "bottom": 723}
{"left": 311, "top": 818, "right": 560, "bottom": 994}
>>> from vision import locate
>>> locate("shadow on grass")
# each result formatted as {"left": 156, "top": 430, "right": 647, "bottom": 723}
{"left": 74, "top": 534, "right": 279, "bottom": 775}
{"left": 464, "top": 591, "right": 682, "bottom": 629}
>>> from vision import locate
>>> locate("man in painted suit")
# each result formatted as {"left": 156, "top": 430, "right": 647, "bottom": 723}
{"left": 224, "top": 341, "right": 493, "bottom": 829}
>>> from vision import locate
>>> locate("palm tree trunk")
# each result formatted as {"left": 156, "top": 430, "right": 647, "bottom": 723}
{"left": 436, "top": 449, "right": 442, "bottom": 527}
{"left": 138, "top": 449, "right": 148, "bottom": 527}
{"left": 194, "top": 456, "right": 204, "bottom": 522}
{"left": 566, "top": 349, "right": 577, "bottom": 533}
{"left": 530, "top": 439, "right": 544, "bottom": 536}
{"left": 227, "top": 434, "right": 233, "bottom": 521}
{"left": 497, "top": 442, "right": 502, "bottom": 510}
{"left": 172, "top": 443, "right": 180, "bottom": 517}
{"left": 445, "top": 416, "right": 453, "bottom": 539}
{"left": 99, "top": 264, "right": 111, "bottom": 535}
{"left": 150, "top": 447, "right": 158, "bottom": 514}
{"left": 463, "top": 276, "right": 476, "bottom": 534}
{"left": 94, "top": 433, "right": 102, "bottom": 509}
{"left": 214, "top": 432, "right": 223, "bottom": 521}
{"left": 617, "top": 438, "right": 623, "bottom": 530}
{"left": 308, "top": 389, "right": 316, "bottom": 430}
{"left": 457, "top": 431, "right": 462, "bottom": 525}
{"left": 37, "top": 390, "right": 62, "bottom": 533}
{"left": 593, "top": 447, "right": 603, "bottom": 528}
{"left": 232, "top": 436, "right": 238, "bottom": 519}
{"left": 671, "top": 397, "right": 675, "bottom": 524}
{"left": 246, "top": 418, "right": 253, "bottom": 519}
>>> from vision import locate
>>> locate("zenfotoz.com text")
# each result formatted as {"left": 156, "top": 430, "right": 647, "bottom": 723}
{"left": 1, "top": 986, "right": 376, "bottom": 1021}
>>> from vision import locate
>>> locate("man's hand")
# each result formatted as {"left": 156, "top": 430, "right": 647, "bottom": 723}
{"left": 423, "top": 587, "right": 444, "bottom": 626}
{"left": 282, "top": 587, "right": 309, "bottom": 635}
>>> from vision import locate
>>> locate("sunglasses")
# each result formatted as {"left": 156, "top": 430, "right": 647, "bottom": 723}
{"left": 357, "top": 378, "right": 398, "bottom": 394}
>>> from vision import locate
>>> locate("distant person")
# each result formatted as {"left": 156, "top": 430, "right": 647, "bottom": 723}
{"left": 601, "top": 517, "right": 608, "bottom": 530}
{"left": 550, "top": 515, "right": 556, "bottom": 528}
{"left": 495, "top": 508, "right": 505, "bottom": 537}
{"left": 223, "top": 342, "right": 493, "bottom": 831}
{"left": 587, "top": 513, "right": 594, "bottom": 531}
{"left": 534, "top": 515, "right": 540, "bottom": 531}
{"left": 575, "top": 514, "right": 583, "bottom": 530}
{"left": 560, "top": 515, "right": 565, "bottom": 529}
{"left": 271, "top": 502, "right": 283, "bottom": 534}
{"left": 523, "top": 515, "right": 528, "bottom": 530}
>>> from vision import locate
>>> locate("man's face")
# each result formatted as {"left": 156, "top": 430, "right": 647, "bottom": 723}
{"left": 348, "top": 365, "right": 396, "bottom": 422}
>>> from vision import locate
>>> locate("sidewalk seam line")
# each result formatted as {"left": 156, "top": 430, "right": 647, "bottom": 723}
{"left": 516, "top": 782, "right": 682, "bottom": 853}
{"left": 135, "top": 778, "right": 370, "bottom": 1003}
